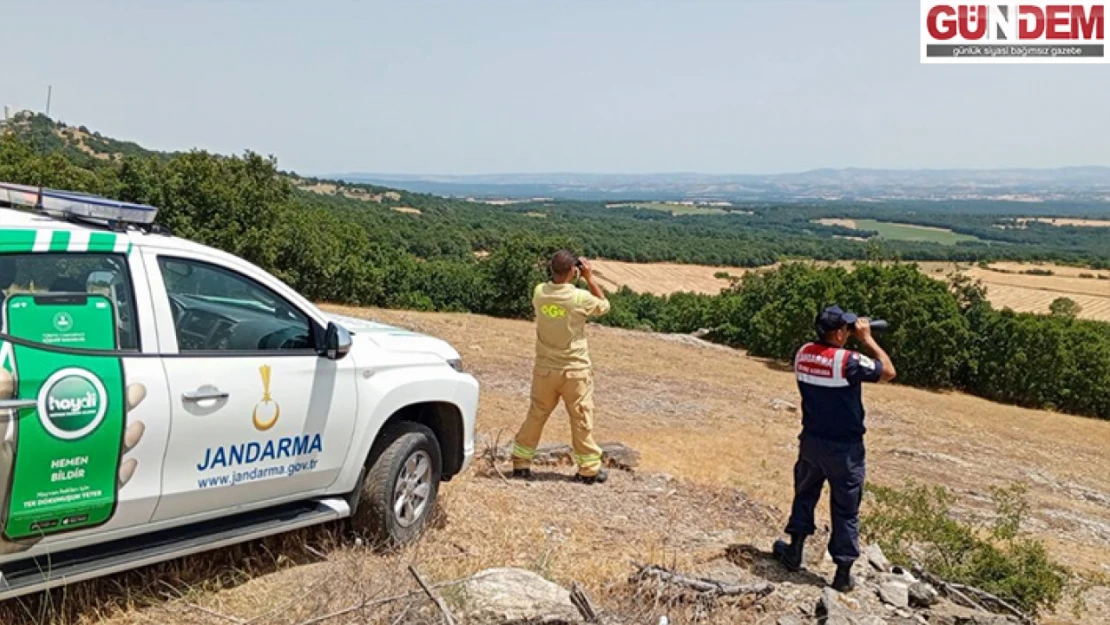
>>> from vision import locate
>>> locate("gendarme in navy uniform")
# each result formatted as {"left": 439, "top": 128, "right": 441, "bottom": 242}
{"left": 773, "top": 305, "right": 896, "bottom": 593}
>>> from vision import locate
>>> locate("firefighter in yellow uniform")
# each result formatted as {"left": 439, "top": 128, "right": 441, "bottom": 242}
{"left": 511, "top": 250, "right": 612, "bottom": 484}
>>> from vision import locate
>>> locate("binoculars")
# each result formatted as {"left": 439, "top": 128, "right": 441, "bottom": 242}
{"left": 852, "top": 319, "right": 889, "bottom": 331}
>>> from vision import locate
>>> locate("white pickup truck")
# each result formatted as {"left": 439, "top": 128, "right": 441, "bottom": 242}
{"left": 0, "top": 183, "right": 479, "bottom": 601}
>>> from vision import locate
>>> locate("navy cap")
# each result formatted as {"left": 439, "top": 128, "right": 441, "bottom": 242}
{"left": 815, "top": 305, "right": 858, "bottom": 336}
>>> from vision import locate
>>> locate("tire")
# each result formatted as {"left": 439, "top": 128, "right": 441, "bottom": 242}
{"left": 354, "top": 421, "right": 442, "bottom": 548}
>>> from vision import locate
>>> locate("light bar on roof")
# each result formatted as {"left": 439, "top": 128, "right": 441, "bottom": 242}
{"left": 0, "top": 181, "right": 158, "bottom": 225}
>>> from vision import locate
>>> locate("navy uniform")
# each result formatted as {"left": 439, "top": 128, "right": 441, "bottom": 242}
{"left": 774, "top": 306, "right": 884, "bottom": 591}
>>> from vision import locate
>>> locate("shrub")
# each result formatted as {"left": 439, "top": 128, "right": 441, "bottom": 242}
{"left": 1049, "top": 297, "right": 1082, "bottom": 319}
{"left": 861, "top": 481, "right": 1070, "bottom": 617}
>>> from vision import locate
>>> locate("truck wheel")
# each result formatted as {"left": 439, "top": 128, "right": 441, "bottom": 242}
{"left": 355, "top": 421, "right": 442, "bottom": 548}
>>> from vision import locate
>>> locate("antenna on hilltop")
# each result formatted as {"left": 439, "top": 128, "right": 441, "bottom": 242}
{"left": 45, "top": 85, "right": 52, "bottom": 117}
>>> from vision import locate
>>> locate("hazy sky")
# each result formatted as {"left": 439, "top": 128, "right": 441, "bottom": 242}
{"left": 4, "top": 1, "right": 1107, "bottom": 175}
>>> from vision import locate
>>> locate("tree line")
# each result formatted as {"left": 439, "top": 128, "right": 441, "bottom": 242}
{"left": 598, "top": 263, "right": 1110, "bottom": 420}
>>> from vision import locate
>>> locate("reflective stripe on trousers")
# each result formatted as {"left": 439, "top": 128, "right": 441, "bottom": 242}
{"left": 512, "top": 367, "right": 603, "bottom": 477}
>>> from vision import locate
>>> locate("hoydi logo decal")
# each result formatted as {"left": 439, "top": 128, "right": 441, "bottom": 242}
{"left": 252, "top": 365, "right": 280, "bottom": 431}
{"left": 38, "top": 368, "right": 108, "bottom": 440}
{"left": 921, "top": 1, "right": 1107, "bottom": 63}
{"left": 53, "top": 312, "right": 74, "bottom": 332}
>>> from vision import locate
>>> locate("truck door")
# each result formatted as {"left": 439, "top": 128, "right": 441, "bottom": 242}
{"left": 142, "top": 251, "right": 359, "bottom": 522}
{"left": 0, "top": 241, "right": 171, "bottom": 557}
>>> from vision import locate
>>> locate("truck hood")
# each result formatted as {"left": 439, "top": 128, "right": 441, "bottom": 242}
{"left": 325, "top": 313, "right": 460, "bottom": 362}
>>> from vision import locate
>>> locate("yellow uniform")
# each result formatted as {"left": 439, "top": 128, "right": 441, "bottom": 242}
{"left": 512, "top": 282, "right": 610, "bottom": 476}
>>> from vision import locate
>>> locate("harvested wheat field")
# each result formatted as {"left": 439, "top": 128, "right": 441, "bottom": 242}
{"left": 1017, "top": 217, "right": 1110, "bottom": 228}
{"left": 9, "top": 307, "right": 1108, "bottom": 625}
{"left": 814, "top": 218, "right": 858, "bottom": 229}
{"left": 917, "top": 262, "right": 1110, "bottom": 322}
{"left": 594, "top": 259, "right": 1110, "bottom": 321}
{"left": 590, "top": 259, "right": 750, "bottom": 296}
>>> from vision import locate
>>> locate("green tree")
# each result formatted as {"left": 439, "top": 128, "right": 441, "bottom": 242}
{"left": 1049, "top": 297, "right": 1081, "bottom": 320}
{"left": 478, "top": 234, "right": 551, "bottom": 319}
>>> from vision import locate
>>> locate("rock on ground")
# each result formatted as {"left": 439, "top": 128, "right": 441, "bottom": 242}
{"left": 865, "top": 543, "right": 891, "bottom": 573}
{"left": 494, "top": 441, "right": 641, "bottom": 471}
{"left": 924, "top": 602, "right": 1022, "bottom": 624}
{"left": 460, "top": 567, "right": 581, "bottom": 624}
{"left": 818, "top": 587, "right": 862, "bottom": 624}
{"left": 879, "top": 580, "right": 910, "bottom": 608}
{"left": 908, "top": 582, "right": 940, "bottom": 608}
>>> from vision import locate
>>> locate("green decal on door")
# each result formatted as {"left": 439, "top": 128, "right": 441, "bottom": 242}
{"left": 1, "top": 293, "right": 125, "bottom": 540}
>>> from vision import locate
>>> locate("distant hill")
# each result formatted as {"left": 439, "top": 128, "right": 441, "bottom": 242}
{"left": 0, "top": 111, "right": 428, "bottom": 208}
{"left": 332, "top": 168, "right": 1110, "bottom": 202}
{"left": 2, "top": 111, "right": 169, "bottom": 163}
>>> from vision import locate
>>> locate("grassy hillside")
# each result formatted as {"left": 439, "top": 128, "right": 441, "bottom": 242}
{"left": 2, "top": 307, "right": 1106, "bottom": 624}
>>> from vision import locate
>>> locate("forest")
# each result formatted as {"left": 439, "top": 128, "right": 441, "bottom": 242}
{"left": 1, "top": 112, "right": 1108, "bottom": 420}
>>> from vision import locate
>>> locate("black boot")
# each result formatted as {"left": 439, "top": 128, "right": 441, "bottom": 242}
{"left": 573, "top": 468, "right": 609, "bottom": 485}
{"left": 831, "top": 563, "right": 855, "bottom": 592}
{"left": 511, "top": 468, "right": 533, "bottom": 480}
{"left": 772, "top": 534, "right": 805, "bottom": 572}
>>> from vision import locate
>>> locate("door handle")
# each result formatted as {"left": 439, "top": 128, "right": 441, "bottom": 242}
{"left": 182, "top": 387, "right": 230, "bottom": 403}
{"left": 0, "top": 399, "right": 37, "bottom": 411}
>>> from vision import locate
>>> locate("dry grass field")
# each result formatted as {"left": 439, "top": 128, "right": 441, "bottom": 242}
{"left": 916, "top": 262, "right": 1110, "bottom": 322}
{"left": 593, "top": 259, "right": 1110, "bottom": 321}
{"left": 7, "top": 307, "right": 1108, "bottom": 625}
{"left": 814, "top": 218, "right": 858, "bottom": 229}
{"left": 590, "top": 259, "right": 750, "bottom": 295}
{"left": 1016, "top": 218, "right": 1110, "bottom": 228}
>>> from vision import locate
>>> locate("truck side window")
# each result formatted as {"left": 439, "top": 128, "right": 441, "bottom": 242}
{"left": 157, "top": 257, "right": 314, "bottom": 353}
{"left": 0, "top": 253, "right": 140, "bottom": 351}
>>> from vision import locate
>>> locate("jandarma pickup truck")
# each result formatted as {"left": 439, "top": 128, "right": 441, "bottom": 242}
{"left": 0, "top": 182, "right": 479, "bottom": 601}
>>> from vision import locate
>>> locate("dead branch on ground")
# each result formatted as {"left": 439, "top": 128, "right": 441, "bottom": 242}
{"left": 916, "top": 568, "right": 1033, "bottom": 625}
{"left": 409, "top": 565, "right": 458, "bottom": 625}
{"left": 631, "top": 563, "right": 774, "bottom": 601}
{"left": 571, "top": 581, "right": 600, "bottom": 623}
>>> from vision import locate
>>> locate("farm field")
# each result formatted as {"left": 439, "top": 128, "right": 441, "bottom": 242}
{"left": 591, "top": 259, "right": 747, "bottom": 295}
{"left": 918, "top": 261, "right": 1110, "bottom": 321}
{"left": 1017, "top": 217, "right": 1110, "bottom": 228}
{"left": 814, "top": 218, "right": 982, "bottom": 244}
{"left": 593, "top": 259, "right": 1110, "bottom": 321}
{"left": 606, "top": 202, "right": 731, "bottom": 216}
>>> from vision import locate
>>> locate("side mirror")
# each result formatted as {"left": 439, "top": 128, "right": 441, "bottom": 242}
{"left": 322, "top": 322, "right": 352, "bottom": 360}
